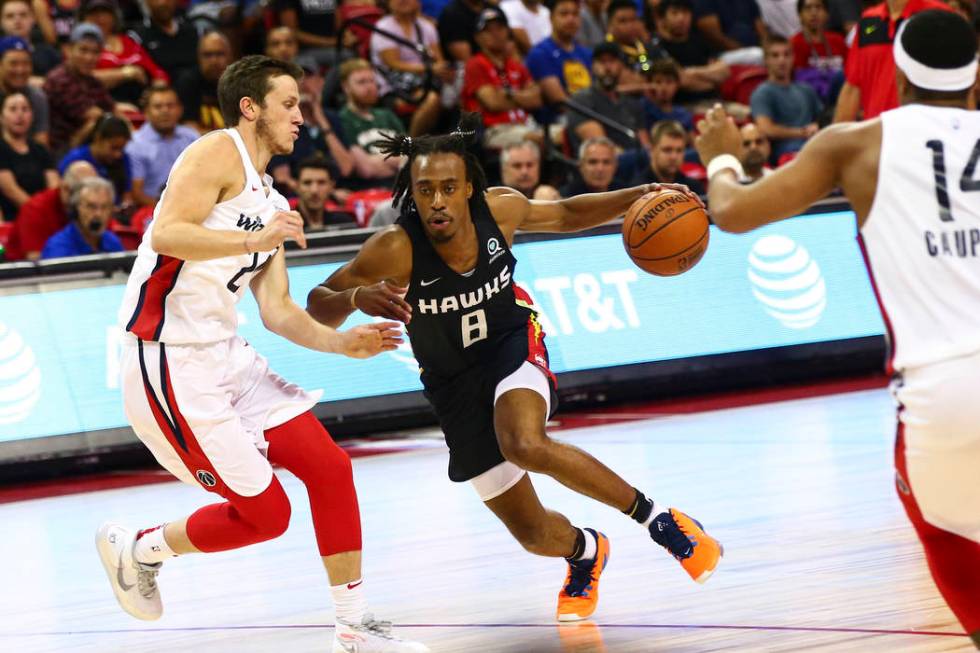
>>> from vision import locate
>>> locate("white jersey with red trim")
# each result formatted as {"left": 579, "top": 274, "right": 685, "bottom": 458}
{"left": 118, "top": 128, "right": 288, "bottom": 344}
{"left": 860, "top": 104, "right": 980, "bottom": 372}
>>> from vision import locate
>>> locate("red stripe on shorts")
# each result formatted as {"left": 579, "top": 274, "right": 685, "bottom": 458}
{"left": 126, "top": 254, "right": 184, "bottom": 341}
{"left": 514, "top": 284, "right": 557, "bottom": 387}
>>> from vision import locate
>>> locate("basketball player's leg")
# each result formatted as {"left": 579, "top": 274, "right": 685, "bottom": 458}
{"left": 493, "top": 364, "right": 722, "bottom": 583}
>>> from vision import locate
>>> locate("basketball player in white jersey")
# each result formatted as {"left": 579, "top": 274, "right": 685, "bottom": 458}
{"left": 695, "top": 10, "right": 980, "bottom": 646}
{"left": 98, "top": 55, "right": 427, "bottom": 653}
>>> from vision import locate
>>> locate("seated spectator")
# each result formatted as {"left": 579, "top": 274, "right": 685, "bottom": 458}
{"left": 500, "top": 0, "right": 551, "bottom": 55}
{"left": 605, "top": 0, "right": 667, "bottom": 86}
{"left": 738, "top": 121, "right": 772, "bottom": 182}
{"left": 643, "top": 57, "right": 694, "bottom": 132}
{"left": 0, "top": 90, "right": 57, "bottom": 221}
{"left": 174, "top": 31, "right": 231, "bottom": 134}
{"left": 500, "top": 140, "right": 560, "bottom": 199}
{"left": 8, "top": 160, "right": 95, "bottom": 260}
{"left": 288, "top": 156, "right": 356, "bottom": 232}
{"left": 654, "top": 0, "right": 730, "bottom": 105}
{"left": 338, "top": 58, "right": 403, "bottom": 181}
{"left": 0, "top": 0, "right": 61, "bottom": 77}
{"left": 41, "top": 176, "right": 123, "bottom": 258}
{"left": 693, "top": 0, "right": 768, "bottom": 51}
{"left": 58, "top": 114, "right": 132, "bottom": 205}
{"left": 566, "top": 41, "right": 647, "bottom": 155}
{"left": 43, "top": 23, "right": 116, "bottom": 154}
{"left": 275, "top": 0, "right": 346, "bottom": 71}
{"left": 0, "top": 36, "right": 50, "bottom": 147}
{"left": 370, "top": 0, "right": 453, "bottom": 136}
{"left": 630, "top": 120, "right": 704, "bottom": 192}
{"left": 577, "top": 0, "right": 607, "bottom": 49}
{"left": 790, "top": 0, "right": 847, "bottom": 103}
{"left": 559, "top": 136, "right": 618, "bottom": 196}
{"left": 462, "top": 7, "right": 543, "bottom": 148}
{"left": 128, "top": 0, "right": 199, "bottom": 84}
{"left": 82, "top": 0, "right": 169, "bottom": 106}
{"left": 438, "top": 0, "right": 489, "bottom": 64}
{"left": 125, "top": 86, "right": 197, "bottom": 206}
{"left": 526, "top": 0, "right": 593, "bottom": 109}
{"left": 750, "top": 36, "right": 821, "bottom": 160}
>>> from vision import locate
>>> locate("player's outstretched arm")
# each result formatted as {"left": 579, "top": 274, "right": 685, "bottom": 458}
{"left": 251, "top": 248, "right": 403, "bottom": 358}
{"left": 695, "top": 104, "right": 855, "bottom": 233}
{"left": 307, "top": 226, "right": 413, "bottom": 328}
{"left": 151, "top": 133, "right": 306, "bottom": 261}
{"left": 492, "top": 183, "right": 702, "bottom": 238}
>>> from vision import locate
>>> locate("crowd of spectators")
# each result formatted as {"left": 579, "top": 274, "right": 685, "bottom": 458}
{"left": 0, "top": 0, "right": 976, "bottom": 260}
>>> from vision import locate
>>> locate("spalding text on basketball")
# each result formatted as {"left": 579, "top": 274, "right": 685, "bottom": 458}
{"left": 634, "top": 194, "right": 688, "bottom": 232}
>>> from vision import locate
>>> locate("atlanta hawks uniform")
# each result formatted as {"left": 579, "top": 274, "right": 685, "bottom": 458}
{"left": 117, "top": 128, "right": 320, "bottom": 498}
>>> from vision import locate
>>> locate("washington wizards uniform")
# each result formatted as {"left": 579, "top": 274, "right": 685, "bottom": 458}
{"left": 398, "top": 198, "right": 555, "bottom": 482}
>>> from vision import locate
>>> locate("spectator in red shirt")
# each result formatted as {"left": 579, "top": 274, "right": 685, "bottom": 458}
{"left": 833, "top": 0, "right": 952, "bottom": 121}
{"left": 791, "top": 0, "right": 848, "bottom": 71}
{"left": 81, "top": 0, "right": 169, "bottom": 106}
{"left": 462, "top": 7, "right": 543, "bottom": 148}
{"left": 6, "top": 159, "right": 95, "bottom": 260}
{"left": 43, "top": 23, "right": 116, "bottom": 154}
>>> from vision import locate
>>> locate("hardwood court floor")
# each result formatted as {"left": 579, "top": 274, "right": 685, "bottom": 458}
{"left": 0, "top": 385, "right": 971, "bottom": 652}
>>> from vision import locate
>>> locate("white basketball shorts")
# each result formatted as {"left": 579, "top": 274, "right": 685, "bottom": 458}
{"left": 120, "top": 336, "right": 321, "bottom": 497}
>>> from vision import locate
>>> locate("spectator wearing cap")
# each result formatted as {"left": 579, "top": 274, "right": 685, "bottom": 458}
{"left": 566, "top": 41, "right": 648, "bottom": 155}
{"left": 0, "top": 36, "right": 51, "bottom": 147}
{"left": 693, "top": 0, "right": 769, "bottom": 52}
{"left": 500, "top": 0, "right": 551, "bottom": 55}
{"left": 128, "top": 0, "right": 199, "bottom": 84}
{"left": 43, "top": 23, "right": 116, "bottom": 155}
{"left": 438, "top": 0, "right": 488, "bottom": 63}
{"left": 526, "top": 0, "right": 593, "bottom": 109}
{"left": 81, "top": 0, "right": 169, "bottom": 106}
{"left": 287, "top": 155, "right": 356, "bottom": 232}
{"left": 41, "top": 176, "right": 123, "bottom": 258}
{"left": 834, "top": 0, "right": 952, "bottom": 122}
{"left": 125, "top": 86, "right": 197, "bottom": 206}
{"left": 8, "top": 160, "right": 95, "bottom": 260}
{"left": 750, "top": 35, "right": 822, "bottom": 160}
{"left": 462, "top": 7, "right": 543, "bottom": 149}
{"left": 0, "top": 0, "right": 61, "bottom": 77}
{"left": 655, "top": 0, "right": 731, "bottom": 105}
{"left": 605, "top": 0, "right": 669, "bottom": 87}
{"left": 0, "top": 90, "right": 57, "bottom": 221}
{"left": 174, "top": 31, "right": 231, "bottom": 133}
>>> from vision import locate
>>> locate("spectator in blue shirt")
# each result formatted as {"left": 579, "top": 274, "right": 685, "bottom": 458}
{"left": 642, "top": 57, "right": 694, "bottom": 132}
{"left": 57, "top": 114, "right": 133, "bottom": 206}
{"left": 749, "top": 35, "right": 822, "bottom": 161}
{"left": 526, "top": 0, "right": 592, "bottom": 111}
{"left": 41, "top": 176, "right": 123, "bottom": 258}
{"left": 125, "top": 86, "right": 198, "bottom": 206}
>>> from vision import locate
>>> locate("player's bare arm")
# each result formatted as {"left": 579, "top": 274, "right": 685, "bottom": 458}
{"left": 306, "top": 226, "right": 414, "bottom": 327}
{"left": 251, "top": 247, "right": 403, "bottom": 358}
{"left": 695, "top": 104, "right": 880, "bottom": 232}
{"left": 151, "top": 133, "right": 307, "bottom": 260}
{"left": 489, "top": 184, "right": 704, "bottom": 242}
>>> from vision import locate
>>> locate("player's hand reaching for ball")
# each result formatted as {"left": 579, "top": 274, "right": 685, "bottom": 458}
{"left": 248, "top": 210, "right": 307, "bottom": 252}
{"left": 695, "top": 103, "right": 743, "bottom": 166}
{"left": 641, "top": 182, "right": 706, "bottom": 209}
{"left": 337, "top": 321, "right": 403, "bottom": 358}
{"left": 353, "top": 281, "right": 413, "bottom": 324}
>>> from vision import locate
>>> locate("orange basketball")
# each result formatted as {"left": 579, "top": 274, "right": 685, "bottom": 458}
{"left": 622, "top": 189, "right": 710, "bottom": 276}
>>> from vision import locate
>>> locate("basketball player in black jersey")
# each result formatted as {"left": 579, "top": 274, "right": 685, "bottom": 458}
{"left": 307, "top": 116, "right": 723, "bottom": 622}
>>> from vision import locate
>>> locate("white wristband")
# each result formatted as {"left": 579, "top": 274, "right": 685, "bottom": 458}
{"left": 706, "top": 154, "right": 744, "bottom": 180}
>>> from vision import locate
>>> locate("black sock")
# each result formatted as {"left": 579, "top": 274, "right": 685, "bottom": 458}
{"left": 565, "top": 527, "right": 585, "bottom": 562}
{"left": 624, "top": 488, "right": 654, "bottom": 525}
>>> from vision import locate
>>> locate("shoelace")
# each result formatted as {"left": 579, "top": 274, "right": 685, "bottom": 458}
{"left": 652, "top": 514, "right": 695, "bottom": 560}
{"left": 563, "top": 559, "right": 595, "bottom": 598}
{"left": 135, "top": 561, "right": 161, "bottom": 599}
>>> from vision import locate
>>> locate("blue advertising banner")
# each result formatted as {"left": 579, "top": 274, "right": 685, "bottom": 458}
{"left": 0, "top": 211, "right": 885, "bottom": 443}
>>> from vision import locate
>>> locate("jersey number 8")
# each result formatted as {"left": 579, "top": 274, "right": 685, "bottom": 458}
{"left": 462, "top": 309, "right": 488, "bottom": 348}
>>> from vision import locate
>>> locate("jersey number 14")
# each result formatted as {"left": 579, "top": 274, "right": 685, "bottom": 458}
{"left": 926, "top": 138, "right": 980, "bottom": 222}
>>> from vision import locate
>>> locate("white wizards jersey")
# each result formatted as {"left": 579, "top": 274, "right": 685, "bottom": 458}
{"left": 860, "top": 104, "right": 980, "bottom": 372}
{"left": 118, "top": 128, "right": 288, "bottom": 344}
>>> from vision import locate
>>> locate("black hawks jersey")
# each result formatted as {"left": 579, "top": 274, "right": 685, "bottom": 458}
{"left": 398, "top": 199, "right": 536, "bottom": 385}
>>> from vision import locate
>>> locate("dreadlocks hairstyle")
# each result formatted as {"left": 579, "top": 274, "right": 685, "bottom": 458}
{"left": 373, "top": 113, "right": 489, "bottom": 221}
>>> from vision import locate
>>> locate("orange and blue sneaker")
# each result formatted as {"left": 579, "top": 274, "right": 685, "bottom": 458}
{"left": 649, "top": 508, "right": 722, "bottom": 584}
{"left": 557, "top": 529, "right": 610, "bottom": 622}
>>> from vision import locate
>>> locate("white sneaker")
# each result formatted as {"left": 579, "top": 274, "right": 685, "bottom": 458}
{"left": 333, "top": 614, "right": 429, "bottom": 652}
{"left": 95, "top": 522, "right": 163, "bottom": 620}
